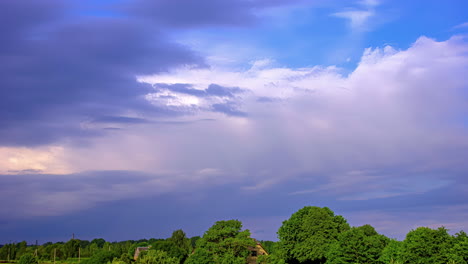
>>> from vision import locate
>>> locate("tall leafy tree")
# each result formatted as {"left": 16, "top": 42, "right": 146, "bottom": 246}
{"left": 185, "top": 220, "right": 255, "bottom": 264}
{"left": 326, "top": 224, "right": 389, "bottom": 264}
{"left": 169, "top": 229, "right": 191, "bottom": 254}
{"left": 277, "top": 206, "right": 350, "bottom": 264}
{"left": 400, "top": 226, "right": 451, "bottom": 264}
{"left": 63, "top": 239, "right": 80, "bottom": 259}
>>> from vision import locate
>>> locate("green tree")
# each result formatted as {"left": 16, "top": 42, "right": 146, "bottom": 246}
{"left": 185, "top": 248, "right": 215, "bottom": 264}
{"left": 0, "top": 244, "right": 16, "bottom": 261}
{"left": 400, "top": 226, "right": 451, "bottom": 264}
{"left": 326, "top": 224, "right": 389, "bottom": 264}
{"left": 150, "top": 240, "right": 187, "bottom": 262}
{"left": 186, "top": 220, "right": 255, "bottom": 264}
{"left": 379, "top": 239, "right": 403, "bottom": 264}
{"left": 190, "top": 236, "right": 201, "bottom": 249}
{"left": 91, "top": 239, "right": 106, "bottom": 248}
{"left": 277, "top": 206, "right": 350, "bottom": 264}
{"left": 64, "top": 239, "right": 81, "bottom": 259}
{"left": 81, "top": 250, "right": 118, "bottom": 264}
{"left": 16, "top": 241, "right": 28, "bottom": 260}
{"left": 447, "top": 231, "right": 468, "bottom": 264}
{"left": 258, "top": 241, "right": 277, "bottom": 255}
{"left": 169, "top": 229, "right": 191, "bottom": 254}
{"left": 18, "top": 253, "right": 38, "bottom": 264}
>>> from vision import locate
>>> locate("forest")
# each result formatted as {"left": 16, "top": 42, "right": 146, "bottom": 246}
{"left": 1, "top": 206, "right": 467, "bottom": 264}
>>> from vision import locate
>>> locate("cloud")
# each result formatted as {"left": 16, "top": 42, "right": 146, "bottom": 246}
{"left": 333, "top": 10, "right": 374, "bottom": 30}
{"left": 0, "top": 146, "right": 71, "bottom": 175}
{"left": 0, "top": 169, "right": 235, "bottom": 219}
{"left": 0, "top": 34, "right": 459, "bottom": 222}
{"left": 454, "top": 21, "right": 468, "bottom": 29}
{"left": 126, "top": 0, "right": 304, "bottom": 28}
{"left": 0, "top": 1, "right": 206, "bottom": 146}
{"left": 332, "top": 0, "right": 380, "bottom": 31}
{"left": 0, "top": 0, "right": 309, "bottom": 147}
{"left": 135, "top": 34, "right": 468, "bottom": 200}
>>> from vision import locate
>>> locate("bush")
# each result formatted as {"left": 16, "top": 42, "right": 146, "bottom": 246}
{"left": 81, "top": 251, "right": 118, "bottom": 264}
{"left": 18, "top": 254, "right": 38, "bottom": 264}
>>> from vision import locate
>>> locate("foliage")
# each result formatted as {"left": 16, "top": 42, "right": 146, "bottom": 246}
{"left": 136, "top": 250, "right": 178, "bottom": 264}
{"left": 326, "top": 224, "right": 389, "bottom": 264}
{"left": 257, "top": 254, "right": 286, "bottom": 264}
{"left": 259, "top": 241, "right": 277, "bottom": 255}
{"left": 150, "top": 240, "right": 186, "bottom": 262}
{"left": 277, "top": 206, "right": 350, "bottom": 264}
{"left": 447, "top": 231, "right": 468, "bottom": 264}
{"left": 184, "top": 248, "right": 215, "bottom": 264}
{"left": 186, "top": 220, "right": 255, "bottom": 264}
{"left": 18, "top": 253, "right": 38, "bottom": 264}
{"left": 118, "top": 252, "right": 134, "bottom": 264}
{"left": 400, "top": 227, "right": 451, "bottom": 264}
{"left": 169, "top": 229, "right": 191, "bottom": 253}
{"left": 190, "top": 236, "right": 201, "bottom": 249}
{"left": 110, "top": 258, "right": 128, "bottom": 264}
{"left": 90, "top": 239, "right": 106, "bottom": 248}
{"left": 379, "top": 239, "right": 403, "bottom": 264}
{"left": 80, "top": 250, "right": 118, "bottom": 264}
{"left": 64, "top": 239, "right": 81, "bottom": 259}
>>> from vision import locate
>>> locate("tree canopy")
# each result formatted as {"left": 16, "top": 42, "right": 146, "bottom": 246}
{"left": 277, "top": 206, "right": 350, "bottom": 264}
{"left": 185, "top": 219, "right": 255, "bottom": 264}
{"left": 326, "top": 224, "right": 389, "bottom": 264}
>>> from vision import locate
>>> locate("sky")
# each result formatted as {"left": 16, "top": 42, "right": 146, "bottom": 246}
{"left": 1, "top": 0, "right": 468, "bottom": 243}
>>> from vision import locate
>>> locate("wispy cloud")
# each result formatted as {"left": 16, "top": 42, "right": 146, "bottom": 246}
{"left": 454, "top": 21, "right": 468, "bottom": 29}
{"left": 332, "top": 0, "right": 380, "bottom": 31}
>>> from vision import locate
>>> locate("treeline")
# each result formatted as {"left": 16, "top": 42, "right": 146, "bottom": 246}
{"left": 1, "top": 206, "right": 467, "bottom": 264}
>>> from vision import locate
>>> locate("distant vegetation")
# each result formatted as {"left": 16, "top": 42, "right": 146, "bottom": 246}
{"left": 1, "top": 206, "right": 467, "bottom": 264}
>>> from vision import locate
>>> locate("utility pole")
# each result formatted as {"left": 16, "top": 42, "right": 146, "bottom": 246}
{"left": 78, "top": 247, "right": 81, "bottom": 263}
{"left": 54, "top": 248, "right": 56, "bottom": 264}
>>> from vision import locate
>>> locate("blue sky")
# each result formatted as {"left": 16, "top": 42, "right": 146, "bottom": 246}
{"left": 1, "top": 0, "right": 468, "bottom": 243}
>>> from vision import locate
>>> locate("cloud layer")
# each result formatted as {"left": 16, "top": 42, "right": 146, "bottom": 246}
{"left": 1, "top": 0, "right": 468, "bottom": 242}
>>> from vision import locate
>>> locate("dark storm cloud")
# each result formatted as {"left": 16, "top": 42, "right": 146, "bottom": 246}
{"left": 1, "top": 168, "right": 467, "bottom": 242}
{"left": 0, "top": 171, "right": 151, "bottom": 194}
{"left": 127, "top": 0, "right": 299, "bottom": 28}
{"left": 155, "top": 83, "right": 244, "bottom": 97}
{"left": 206, "top": 84, "right": 244, "bottom": 97}
{"left": 0, "top": 0, "right": 293, "bottom": 147}
{"left": 92, "top": 116, "right": 150, "bottom": 124}
{"left": 0, "top": 0, "right": 206, "bottom": 146}
{"left": 212, "top": 102, "right": 248, "bottom": 117}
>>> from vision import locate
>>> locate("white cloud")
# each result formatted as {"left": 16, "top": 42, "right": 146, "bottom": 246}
{"left": 454, "top": 22, "right": 468, "bottom": 29}
{"left": 0, "top": 146, "right": 71, "bottom": 174}
{"left": 333, "top": 10, "right": 374, "bottom": 31}
{"left": 135, "top": 34, "right": 468, "bottom": 196}
{"left": 332, "top": 0, "right": 380, "bottom": 31}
